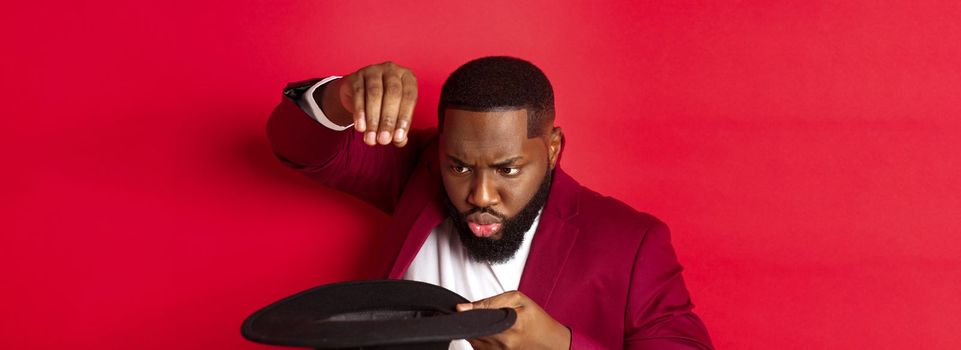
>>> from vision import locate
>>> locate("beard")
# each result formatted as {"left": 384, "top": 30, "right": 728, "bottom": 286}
{"left": 443, "top": 168, "right": 553, "bottom": 264}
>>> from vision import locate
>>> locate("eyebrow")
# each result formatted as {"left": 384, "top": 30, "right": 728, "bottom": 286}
{"left": 446, "top": 155, "right": 524, "bottom": 168}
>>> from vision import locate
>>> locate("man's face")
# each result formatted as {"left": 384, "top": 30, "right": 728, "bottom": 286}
{"left": 439, "top": 108, "right": 559, "bottom": 262}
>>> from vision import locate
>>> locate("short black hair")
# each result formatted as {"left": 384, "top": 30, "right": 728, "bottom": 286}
{"left": 438, "top": 56, "right": 555, "bottom": 138}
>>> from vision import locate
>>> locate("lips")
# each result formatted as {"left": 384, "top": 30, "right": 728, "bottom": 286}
{"left": 468, "top": 222, "right": 502, "bottom": 238}
{"left": 466, "top": 212, "right": 504, "bottom": 238}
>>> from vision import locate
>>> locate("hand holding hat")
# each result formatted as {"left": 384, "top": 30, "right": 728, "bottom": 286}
{"left": 456, "top": 291, "right": 571, "bottom": 350}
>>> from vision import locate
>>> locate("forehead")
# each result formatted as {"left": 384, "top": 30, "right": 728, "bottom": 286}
{"left": 440, "top": 108, "right": 540, "bottom": 159}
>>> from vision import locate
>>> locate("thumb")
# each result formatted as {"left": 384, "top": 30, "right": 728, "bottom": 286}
{"left": 458, "top": 294, "right": 502, "bottom": 312}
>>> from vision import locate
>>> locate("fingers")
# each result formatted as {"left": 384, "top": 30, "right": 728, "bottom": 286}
{"left": 377, "top": 72, "right": 403, "bottom": 145}
{"left": 348, "top": 62, "right": 416, "bottom": 147}
{"left": 458, "top": 291, "right": 525, "bottom": 312}
{"left": 348, "top": 75, "right": 366, "bottom": 133}
{"left": 363, "top": 70, "right": 383, "bottom": 145}
{"left": 393, "top": 72, "right": 417, "bottom": 147}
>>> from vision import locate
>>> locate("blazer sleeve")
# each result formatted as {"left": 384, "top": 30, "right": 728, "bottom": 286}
{"left": 570, "top": 329, "right": 607, "bottom": 349}
{"left": 266, "top": 80, "right": 430, "bottom": 214}
{"left": 622, "top": 221, "right": 714, "bottom": 350}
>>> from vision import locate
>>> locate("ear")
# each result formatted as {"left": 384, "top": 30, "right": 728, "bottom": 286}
{"left": 548, "top": 126, "right": 562, "bottom": 170}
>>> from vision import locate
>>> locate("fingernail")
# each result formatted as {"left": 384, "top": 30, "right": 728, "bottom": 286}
{"left": 456, "top": 303, "right": 473, "bottom": 312}
{"left": 356, "top": 114, "right": 366, "bottom": 132}
{"left": 364, "top": 132, "right": 376, "bottom": 145}
{"left": 378, "top": 131, "right": 391, "bottom": 144}
{"left": 394, "top": 128, "right": 406, "bottom": 141}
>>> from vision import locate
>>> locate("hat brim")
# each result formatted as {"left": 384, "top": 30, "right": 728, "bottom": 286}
{"left": 241, "top": 280, "right": 516, "bottom": 349}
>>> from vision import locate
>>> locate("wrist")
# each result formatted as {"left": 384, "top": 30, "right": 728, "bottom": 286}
{"left": 317, "top": 78, "right": 354, "bottom": 127}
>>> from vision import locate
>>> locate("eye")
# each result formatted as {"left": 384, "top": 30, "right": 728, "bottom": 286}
{"left": 451, "top": 165, "right": 471, "bottom": 174}
{"left": 497, "top": 167, "right": 520, "bottom": 176}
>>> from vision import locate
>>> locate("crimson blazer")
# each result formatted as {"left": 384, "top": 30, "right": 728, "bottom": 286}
{"left": 267, "top": 82, "right": 714, "bottom": 349}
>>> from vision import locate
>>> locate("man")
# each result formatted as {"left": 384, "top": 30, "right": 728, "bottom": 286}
{"left": 267, "top": 57, "right": 713, "bottom": 349}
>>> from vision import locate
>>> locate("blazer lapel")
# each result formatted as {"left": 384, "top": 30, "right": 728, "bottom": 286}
{"left": 388, "top": 191, "right": 444, "bottom": 279}
{"left": 387, "top": 145, "right": 445, "bottom": 279}
{"left": 517, "top": 168, "right": 581, "bottom": 308}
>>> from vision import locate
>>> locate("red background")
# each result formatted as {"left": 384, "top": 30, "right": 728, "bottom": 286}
{"left": 3, "top": 1, "right": 960, "bottom": 349}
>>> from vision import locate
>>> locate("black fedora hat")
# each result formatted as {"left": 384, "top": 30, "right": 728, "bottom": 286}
{"left": 241, "top": 280, "right": 516, "bottom": 350}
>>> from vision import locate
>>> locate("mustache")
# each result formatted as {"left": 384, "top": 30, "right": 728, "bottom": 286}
{"left": 462, "top": 206, "right": 508, "bottom": 220}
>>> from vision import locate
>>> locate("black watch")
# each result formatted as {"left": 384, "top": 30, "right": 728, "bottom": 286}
{"left": 282, "top": 78, "right": 324, "bottom": 101}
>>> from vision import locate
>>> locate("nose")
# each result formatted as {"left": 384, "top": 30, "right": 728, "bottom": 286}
{"left": 467, "top": 171, "right": 499, "bottom": 208}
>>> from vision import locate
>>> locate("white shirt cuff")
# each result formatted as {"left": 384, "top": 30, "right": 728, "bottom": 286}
{"left": 295, "top": 75, "right": 352, "bottom": 131}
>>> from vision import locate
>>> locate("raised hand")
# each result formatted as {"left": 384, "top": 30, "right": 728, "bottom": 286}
{"left": 319, "top": 61, "right": 417, "bottom": 147}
